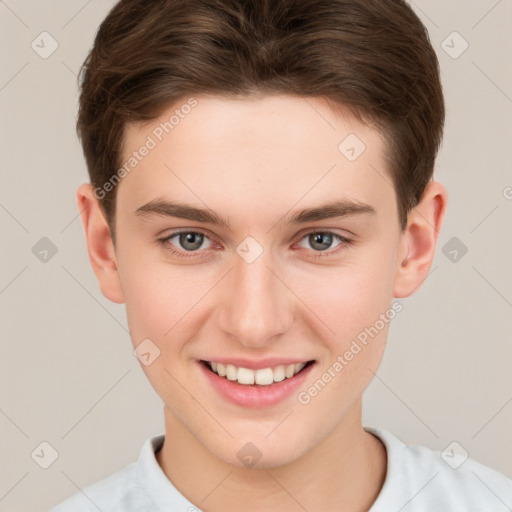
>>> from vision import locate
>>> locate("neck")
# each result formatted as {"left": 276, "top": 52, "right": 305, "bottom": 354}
{"left": 156, "top": 400, "right": 387, "bottom": 512}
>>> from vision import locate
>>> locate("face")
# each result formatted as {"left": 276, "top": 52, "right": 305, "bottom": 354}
{"left": 113, "top": 94, "right": 405, "bottom": 467}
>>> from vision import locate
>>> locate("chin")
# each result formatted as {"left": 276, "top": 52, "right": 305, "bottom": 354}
{"left": 204, "top": 429, "right": 315, "bottom": 470}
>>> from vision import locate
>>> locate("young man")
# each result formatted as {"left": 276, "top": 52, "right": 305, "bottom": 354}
{"left": 52, "top": 0, "right": 512, "bottom": 510}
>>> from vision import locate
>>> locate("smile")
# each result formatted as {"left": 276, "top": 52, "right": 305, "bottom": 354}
{"left": 202, "top": 360, "right": 314, "bottom": 386}
{"left": 198, "top": 357, "right": 317, "bottom": 408}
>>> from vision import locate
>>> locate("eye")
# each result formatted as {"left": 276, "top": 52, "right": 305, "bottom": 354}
{"left": 158, "top": 230, "right": 213, "bottom": 258}
{"left": 296, "top": 231, "right": 352, "bottom": 258}
{"left": 157, "top": 229, "right": 352, "bottom": 260}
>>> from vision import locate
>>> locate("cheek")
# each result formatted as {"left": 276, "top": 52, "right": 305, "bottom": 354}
{"left": 124, "top": 280, "right": 169, "bottom": 341}
{"left": 298, "top": 244, "right": 398, "bottom": 400}
{"left": 119, "top": 257, "right": 218, "bottom": 361}
{"left": 118, "top": 249, "right": 188, "bottom": 346}
{"left": 296, "top": 271, "right": 394, "bottom": 417}
{"left": 118, "top": 262, "right": 199, "bottom": 401}
{"left": 305, "top": 256, "right": 397, "bottom": 343}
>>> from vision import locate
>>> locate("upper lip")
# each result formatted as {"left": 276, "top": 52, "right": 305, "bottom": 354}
{"left": 200, "top": 358, "right": 315, "bottom": 370}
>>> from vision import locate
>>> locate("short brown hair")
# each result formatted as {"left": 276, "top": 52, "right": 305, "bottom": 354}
{"left": 76, "top": 0, "right": 444, "bottom": 235}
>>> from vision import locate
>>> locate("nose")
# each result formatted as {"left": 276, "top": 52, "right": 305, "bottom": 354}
{"left": 217, "top": 245, "right": 295, "bottom": 348}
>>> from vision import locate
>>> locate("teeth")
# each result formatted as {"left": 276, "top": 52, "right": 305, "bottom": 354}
{"left": 207, "top": 360, "right": 309, "bottom": 386}
{"left": 226, "top": 364, "right": 237, "bottom": 381}
{"left": 285, "top": 364, "right": 295, "bottom": 378}
{"left": 273, "top": 365, "right": 285, "bottom": 382}
{"left": 255, "top": 368, "right": 273, "bottom": 385}
{"left": 294, "top": 362, "right": 306, "bottom": 373}
{"left": 237, "top": 367, "right": 255, "bottom": 385}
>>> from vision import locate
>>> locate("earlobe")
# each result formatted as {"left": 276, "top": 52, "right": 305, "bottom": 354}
{"left": 393, "top": 181, "right": 447, "bottom": 298}
{"left": 76, "top": 183, "right": 125, "bottom": 304}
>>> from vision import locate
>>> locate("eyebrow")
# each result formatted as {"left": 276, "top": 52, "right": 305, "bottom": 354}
{"left": 135, "top": 197, "right": 376, "bottom": 229}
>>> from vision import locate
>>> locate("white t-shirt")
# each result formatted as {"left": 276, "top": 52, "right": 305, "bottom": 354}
{"left": 50, "top": 426, "right": 512, "bottom": 511}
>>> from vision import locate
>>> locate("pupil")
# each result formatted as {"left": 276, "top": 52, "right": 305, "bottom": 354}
{"left": 312, "top": 232, "right": 331, "bottom": 251}
{"left": 181, "top": 232, "right": 202, "bottom": 250}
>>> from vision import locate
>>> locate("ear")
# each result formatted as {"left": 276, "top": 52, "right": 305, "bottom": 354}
{"left": 393, "top": 181, "right": 447, "bottom": 298}
{"left": 76, "top": 183, "right": 125, "bottom": 304}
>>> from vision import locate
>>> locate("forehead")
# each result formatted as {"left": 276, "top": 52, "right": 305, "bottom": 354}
{"left": 116, "top": 94, "right": 395, "bottom": 228}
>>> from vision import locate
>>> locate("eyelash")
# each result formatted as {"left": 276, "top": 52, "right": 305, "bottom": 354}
{"left": 157, "top": 229, "right": 353, "bottom": 261}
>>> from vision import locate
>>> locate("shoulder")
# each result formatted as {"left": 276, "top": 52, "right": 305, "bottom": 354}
{"left": 50, "top": 461, "right": 141, "bottom": 511}
{"left": 366, "top": 427, "right": 512, "bottom": 512}
{"left": 49, "top": 435, "right": 197, "bottom": 512}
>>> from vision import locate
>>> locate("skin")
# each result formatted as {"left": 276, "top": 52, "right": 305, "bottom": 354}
{"left": 77, "top": 94, "right": 446, "bottom": 511}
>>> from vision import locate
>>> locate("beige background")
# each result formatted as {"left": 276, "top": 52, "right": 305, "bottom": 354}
{"left": 0, "top": 1, "right": 511, "bottom": 511}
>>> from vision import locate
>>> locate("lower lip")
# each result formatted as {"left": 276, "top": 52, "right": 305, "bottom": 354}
{"left": 198, "top": 361, "right": 315, "bottom": 408}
